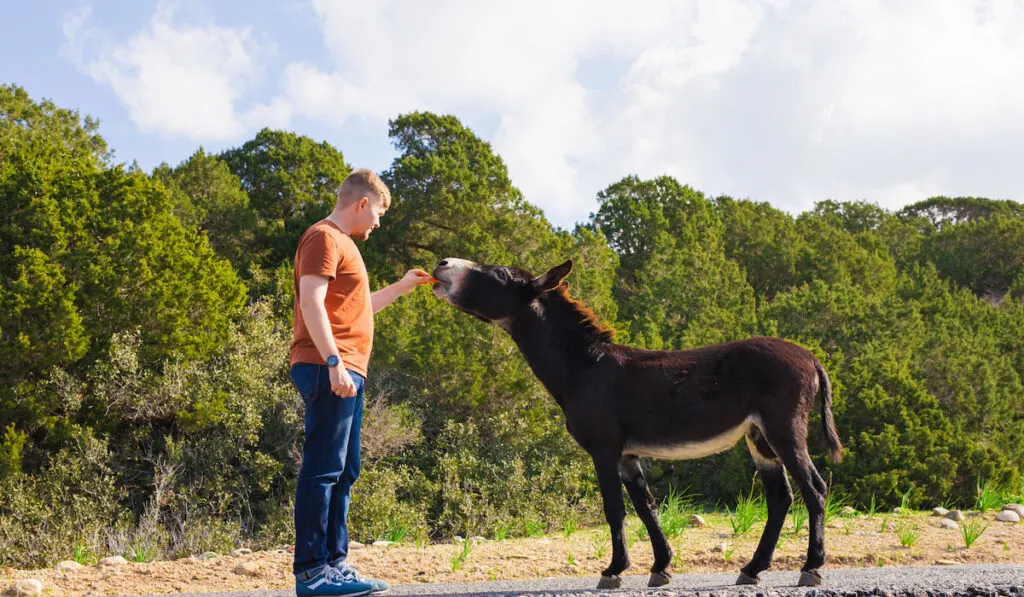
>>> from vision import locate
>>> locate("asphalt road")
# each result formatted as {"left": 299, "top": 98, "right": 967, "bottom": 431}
{"left": 130, "top": 564, "right": 1023, "bottom": 597}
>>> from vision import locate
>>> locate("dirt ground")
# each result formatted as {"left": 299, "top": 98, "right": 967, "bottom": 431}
{"left": 5, "top": 512, "right": 1024, "bottom": 597}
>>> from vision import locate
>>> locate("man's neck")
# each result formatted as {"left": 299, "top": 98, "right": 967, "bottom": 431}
{"left": 326, "top": 211, "right": 353, "bottom": 236}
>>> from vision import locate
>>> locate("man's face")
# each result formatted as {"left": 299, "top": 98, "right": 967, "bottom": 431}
{"left": 352, "top": 196, "right": 386, "bottom": 241}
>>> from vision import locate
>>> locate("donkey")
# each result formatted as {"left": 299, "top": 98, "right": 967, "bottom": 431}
{"left": 430, "top": 258, "right": 843, "bottom": 589}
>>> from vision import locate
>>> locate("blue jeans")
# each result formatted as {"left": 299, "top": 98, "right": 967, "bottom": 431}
{"left": 290, "top": 363, "right": 365, "bottom": 576}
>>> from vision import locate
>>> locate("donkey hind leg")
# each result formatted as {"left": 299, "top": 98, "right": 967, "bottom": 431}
{"left": 591, "top": 450, "right": 630, "bottom": 589}
{"left": 736, "top": 427, "right": 793, "bottom": 585}
{"left": 763, "top": 429, "right": 828, "bottom": 587}
{"left": 619, "top": 455, "right": 672, "bottom": 587}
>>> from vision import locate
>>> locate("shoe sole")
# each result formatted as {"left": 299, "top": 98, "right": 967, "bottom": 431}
{"left": 296, "top": 591, "right": 371, "bottom": 597}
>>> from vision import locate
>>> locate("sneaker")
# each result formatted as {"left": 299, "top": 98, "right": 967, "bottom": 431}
{"left": 332, "top": 562, "right": 389, "bottom": 594}
{"left": 295, "top": 565, "right": 374, "bottom": 596}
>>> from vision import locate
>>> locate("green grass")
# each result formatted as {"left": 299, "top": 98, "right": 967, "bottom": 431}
{"left": 633, "top": 520, "right": 649, "bottom": 541}
{"left": 728, "top": 482, "right": 765, "bottom": 536}
{"left": 380, "top": 518, "right": 409, "bottom": 543}
{"left": 895, "top": 522, "right": 921, "bottom": 547}
{"left": 124, "top": 539, "right": 159, "bottom": 563}
{"left": 562, "top": 513, "right": 578, "bottom": 538}
{"left": 790, "top": 506, "right": 808, "bottom": 534}
{"left": 492, "top": 523, "right": 510, "bottom": 541}
{"left": 658, "top": 485, "right": 691, "bottom": 539}
{"left": 450, "top": 539, "right": 472, "bottom": 571}
{"left": 899, "top": 487, "right": 913, "bottom": 512}
{"left": 975, "top": 479, "right": 1003, "bottom": 513}
{"left": 864, "top": 494, "right": 880, "bottom": 517}
{"left": 960, "top": 518, "right": 990, "bottom": 549}
{"left": 524, "top": 518, "right": 545, "bottom": 538}
{"left": 73, "top": 542, "right": 97, "bottom": 566}
{"left": 823, "top": 488, "right": 849, "bottom": 525}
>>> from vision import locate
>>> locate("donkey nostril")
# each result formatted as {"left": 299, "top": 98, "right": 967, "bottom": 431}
{"left": 437, "top": 259, "right": 449, "bottom": 267}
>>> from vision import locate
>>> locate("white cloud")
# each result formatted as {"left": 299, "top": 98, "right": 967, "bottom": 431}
{"left": 283, "top": 0, "right": 1024, "bottom": 227}
{"left": 61, "top": 2, "right": 284, "bottom": 140}
{"left": 63, "top": 0, "right": 1024, "bottom": 228}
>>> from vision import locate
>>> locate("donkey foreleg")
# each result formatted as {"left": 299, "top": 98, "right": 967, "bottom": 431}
{"left": 619, "top": 455, "right": 672, "bottom": 586}
{"left": 591, "top": 450, "right": 630, "bottom": 588}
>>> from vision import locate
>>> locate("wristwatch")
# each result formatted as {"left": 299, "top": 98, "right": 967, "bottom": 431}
{"left": 326, "top": 355, "right": 340, "bottom": 367}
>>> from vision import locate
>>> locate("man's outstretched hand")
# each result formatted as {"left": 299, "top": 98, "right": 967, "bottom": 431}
{"left": 401, "top": 268, "right": 434, "bottom": 290}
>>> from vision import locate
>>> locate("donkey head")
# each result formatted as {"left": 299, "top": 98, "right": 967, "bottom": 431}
{"left": 431, "top": 258, "right": 573, "bottom": 324}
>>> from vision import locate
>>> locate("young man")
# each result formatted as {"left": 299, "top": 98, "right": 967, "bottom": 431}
{"left": 289, "top": 168, "right": 431, "bottom": 596}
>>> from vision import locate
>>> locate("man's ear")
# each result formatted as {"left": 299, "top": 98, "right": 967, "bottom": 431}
{"left": 533, "top": 259, "right": 573, "bottom": 292}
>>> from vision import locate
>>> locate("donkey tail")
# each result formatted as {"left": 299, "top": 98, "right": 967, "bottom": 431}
{"left": 814, "top": 358, "right": 843, "bottom": 463}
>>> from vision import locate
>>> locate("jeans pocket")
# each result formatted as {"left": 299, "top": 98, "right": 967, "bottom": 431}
{"left": 290, "top": 364, "right": 322, "bottom": 407}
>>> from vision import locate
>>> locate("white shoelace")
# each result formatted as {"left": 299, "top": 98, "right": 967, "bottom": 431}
{"left": 337, "top": 563, "right": 370, "bottom": 582}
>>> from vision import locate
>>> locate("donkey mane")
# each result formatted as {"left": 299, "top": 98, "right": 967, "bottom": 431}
{"left": 541, "top": 283, "right": 615, "bottom": 344}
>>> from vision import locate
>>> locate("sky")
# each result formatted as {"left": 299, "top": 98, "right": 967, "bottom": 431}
{"left": 2, "top": 0, "right": 1023, "bottom": 230}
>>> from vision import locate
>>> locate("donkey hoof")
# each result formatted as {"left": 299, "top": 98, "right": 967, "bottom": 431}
{"left": 648, "top": 571, "right": 671, "bottom": 587}
{"left": 597, "top": 575, "right": 622, "bottom": 589}
{"left": 736, "top": 571, "right": 760, "bottom": 585}
{"left": 799, "top": 570, "right": 823, "bottom": 586}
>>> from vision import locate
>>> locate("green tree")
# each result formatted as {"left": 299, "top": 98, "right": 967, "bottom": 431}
{"left": 152, "top": 148, "right": 257, "bottom": 273}
{"left": 898, "top": 196, "right": 1024, "bottom": 230}
{"left": 591, "top": 175, "right": 756, "bottom": 349}
{"left": 1, "top": 84, "right": 246, "bottom": 450}
{"left": 220, "top": 128, "right": 351, "bottom": 270}
{"left": 919, "top": 216, "right": 1024, "bottom": 298}
{"left": 715, "top": 195, "right": 805, "bottom": 298}
{"left": 366, "top": 112, "right": 554, "bottom": 279}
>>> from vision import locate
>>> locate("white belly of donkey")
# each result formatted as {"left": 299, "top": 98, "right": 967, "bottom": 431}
{"left": 623, "top": 419, "right": 752, "bottom": 460}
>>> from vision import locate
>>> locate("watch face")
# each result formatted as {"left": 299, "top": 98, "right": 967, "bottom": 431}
{"left": 327, "top": 355, "right": 339, "bottom": 367}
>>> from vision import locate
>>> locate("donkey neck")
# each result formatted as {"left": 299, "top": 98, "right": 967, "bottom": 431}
{"left": 506, "top": 299, "right": 606, "bottom": 404}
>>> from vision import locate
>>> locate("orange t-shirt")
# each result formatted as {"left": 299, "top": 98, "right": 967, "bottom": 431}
{"left": 289, "top": 219, "right": 374, "bottom": 376}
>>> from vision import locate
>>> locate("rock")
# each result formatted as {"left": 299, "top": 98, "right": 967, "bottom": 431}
{"left": 470, "top": 535, "right": 487, "bottom": 543}
{"left": 939, "top": 519, "right": 959, "bottom": 530}
{"left": 11, "top": 579, "right": 43, "bottom": 596}
{"left": 995, "top": 510, "right": 1020, "bottom": 523}
{"left": 935, "top": 559, "right": 959, "bottom": 566}
{"left": 98, "top": 556, "right": 128, "bottom": 567}
{"left": 840, "top": 506, "right": 858, "bottom": 517}
{"left": 689, "top": 514, "right": 707, "bottom": 528}
{"left": 372, "top": 541, "right": 393, "bottom": 547}
{"left": 944, "top": 510, "right": 965, "bottom": 522}
{"left": 55, "top": 561, "right": 84, "bottom": 572}
{"left": 199, "top": 551, "right": 219, "bottom": 560}
{"left": 350, "top": 541, "right": 365, "bottom": 549}
{"left": 712, "top": 543, "right": 728, "bottom": 553}
{"left": 1002, "top": 503, "right": 1024, "bottom": 517}
{"left": 233, "top": 562, "right": 261, "bottom": 577}
{"left": 892, "top": 507, "right": 906, "bottom": 515}
{"left": 932, "top": 507, "right": 949, "bottom": 517}
{"left": 230, "top": 548, "right": 252, "bottom": 557}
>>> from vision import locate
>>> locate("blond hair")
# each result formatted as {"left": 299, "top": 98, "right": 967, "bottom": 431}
{"left": 337, "top": 168, "right": 392, "bottom": 208}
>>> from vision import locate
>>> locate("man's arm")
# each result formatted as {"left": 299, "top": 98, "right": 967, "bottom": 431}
{"left": 371, "top": 269, "right": 432, "bottom": 313}
{"left": 298, "top": 274, "right": 356, "bottom": 397}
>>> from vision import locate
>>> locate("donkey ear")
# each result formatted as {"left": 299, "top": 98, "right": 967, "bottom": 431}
{"left": 533, "top": 259, "right": 573, "bottom": 292}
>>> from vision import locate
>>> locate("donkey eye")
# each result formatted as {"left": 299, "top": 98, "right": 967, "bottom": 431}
{"left": 495, "top": 268, "right": 511, "bottom": 282}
